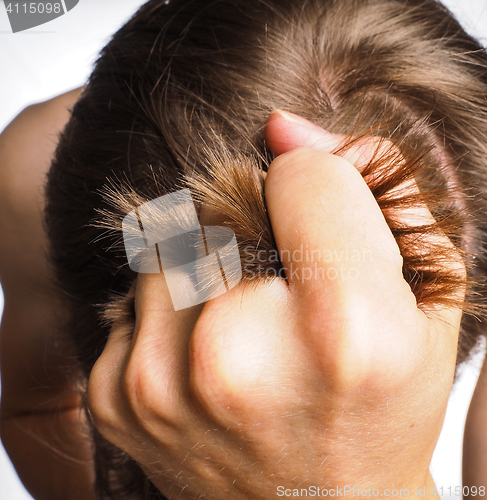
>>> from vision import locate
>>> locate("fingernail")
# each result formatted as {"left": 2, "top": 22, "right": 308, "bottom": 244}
{"left": 271, "top": 109, "right": 312, "bottom": 125}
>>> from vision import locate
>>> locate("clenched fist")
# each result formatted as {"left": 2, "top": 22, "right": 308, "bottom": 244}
{"left": 88, "top": 111, "right": 464, "bottom": 499}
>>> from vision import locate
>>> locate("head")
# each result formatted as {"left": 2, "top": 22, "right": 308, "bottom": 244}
{"left": 45, "top": 0, "right": 487, "bottom": 497}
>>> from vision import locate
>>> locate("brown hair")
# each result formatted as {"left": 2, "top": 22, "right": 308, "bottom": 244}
{"left": 45, "top": 0, "right": 487, "bottom": 497}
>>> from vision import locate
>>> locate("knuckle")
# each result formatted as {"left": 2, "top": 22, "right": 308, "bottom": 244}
{"left": 188, "top": 314, "right": 282, "bottom": 427}
{"left": 122, "top": 349, "right": 162, "bottom": 421}
{"left": 87, "top": 359, "right": 125, "bottom": 443}
{"left": 300, "top": 292, "right": 424, "bottom": 395}
{"left": 363, "top": 136, "right": 394, "bottom": 155}
{"left": 121, "top": 343, "right": 184, "bottom": 431}
{"left": 189, "top": 328, "right": 251, "bottom": 425}
{"left": 351, "top": 136, "right": 398, "bottom": 172}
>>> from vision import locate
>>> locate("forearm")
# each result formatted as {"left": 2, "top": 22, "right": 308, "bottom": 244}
{"left": 1, "top": 407, "right": 96, "bottom": 500}
{"left": 0, "top": 86, "right": 93, "bottom": 498}
{"left": 463, "top": 349, "right": 487, "bottom": 490}
{"left": 0, "top": 302, "right": 97, "bottom": 499}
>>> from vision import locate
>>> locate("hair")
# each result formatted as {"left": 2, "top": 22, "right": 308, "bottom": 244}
{"left": 45, "top": 0, "right": 487, "bottom": 497}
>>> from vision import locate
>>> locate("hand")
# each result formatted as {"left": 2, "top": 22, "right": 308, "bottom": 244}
{"left": 87, "top": 110, "right": 464, "bottom": 499}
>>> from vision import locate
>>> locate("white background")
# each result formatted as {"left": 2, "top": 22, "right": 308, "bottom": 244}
{"left": 0, "top": 0, "right": 486, "bottom": 499}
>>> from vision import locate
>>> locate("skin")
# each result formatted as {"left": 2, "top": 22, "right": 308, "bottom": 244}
{"left": 89, "top": 111, "right": 463, "bottom": 498}
{"left": 464, "top": 357, "right": 487, "bottom": 493}
{"left": 0, "top": 88, "right": 95, "bottom": 500}
{"left": 0, "top": 91, "right": 476, "bottom": 499}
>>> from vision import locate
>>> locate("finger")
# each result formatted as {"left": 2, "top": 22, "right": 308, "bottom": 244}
{"left": 123, "top": 273, "right": 202, "bottom": 427}
{"left": 87, "top": 284, "right": 140, "bottom": 445}
{"left": 88, "top": 273, "right": 202, "bottom": 447}
{"left": 265, "top": 148, "right": 429, "bottom": 384}
{"left": 265, "top": 110, "right": 341, "bottom": 155}
{"left": 189, "top": 279, "right": 304, "bottom": 420}
{"left": 265, "top": 109, "right": 378, "bottom": 169}
{"left": 265, "top": 147, "right": 411, "bottom": 304}
{"left": 265, "top": 110, "right": 466, "bottom": 325}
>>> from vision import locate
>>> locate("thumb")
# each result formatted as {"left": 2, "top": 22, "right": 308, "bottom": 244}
{"left": 265, "top": 146, "right": 415, "bottom": 311}
{"left": 264, "top": 146, "right": 429, "bottom": 387}
{"left": 264, "top": 110, "right": 465, "bottom": 327}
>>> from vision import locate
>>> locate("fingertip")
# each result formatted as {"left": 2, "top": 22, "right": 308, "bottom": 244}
{"left": 265, "top": 109, "right": 341, "bottom": 156}
{"left": 265, "top": 109, "right": 299, "bottom": 155}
